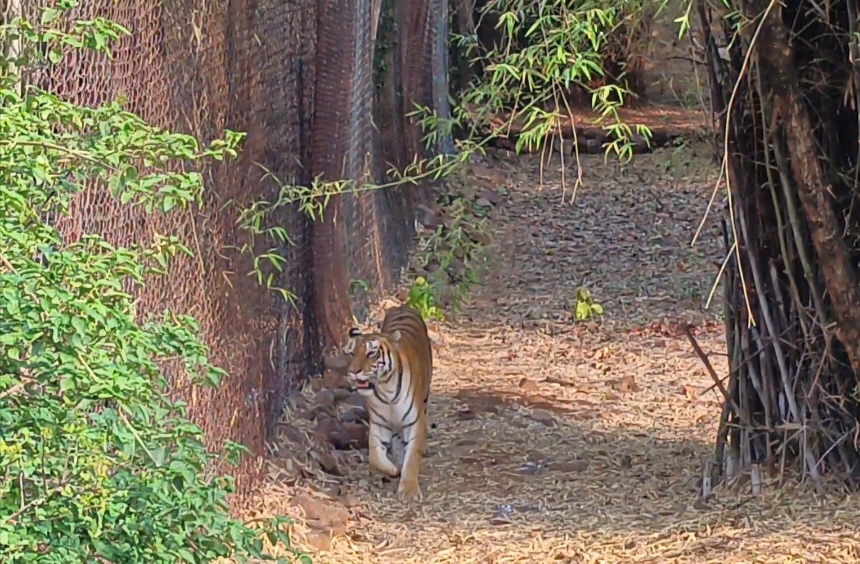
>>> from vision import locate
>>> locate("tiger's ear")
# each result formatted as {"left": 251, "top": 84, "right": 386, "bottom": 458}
{"left": 389, "top": 329, "right": 403, "bottom": 342}
{"left": 344, "top": 327, "right": 362, "bottom": 355}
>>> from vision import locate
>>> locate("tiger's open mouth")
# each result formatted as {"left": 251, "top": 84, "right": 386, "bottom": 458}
{"left": 354, "top": 378, "right": 374, "bottom": 390}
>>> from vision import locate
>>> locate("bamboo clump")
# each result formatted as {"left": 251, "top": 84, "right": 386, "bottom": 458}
{"left": 699, "top": 0, "right": 860, "bottom": 492}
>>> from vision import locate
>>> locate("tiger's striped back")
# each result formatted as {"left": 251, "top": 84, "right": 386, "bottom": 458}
{"left": 378, "top": 305, "right": 432, "bottom": 403}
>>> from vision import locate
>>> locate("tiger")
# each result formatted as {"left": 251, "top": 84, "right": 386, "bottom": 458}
{"left": 344, "top": 304, "right": 433, "bottom": 502}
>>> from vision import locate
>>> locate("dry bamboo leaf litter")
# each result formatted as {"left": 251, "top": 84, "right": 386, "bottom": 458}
{"left": 248, "top": 143, "right": 860, "bottom": 564}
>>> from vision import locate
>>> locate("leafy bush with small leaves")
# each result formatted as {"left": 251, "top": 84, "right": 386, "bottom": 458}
{"left": 405, "top": 277, "right": 445, "bottom": 321}
{"left": 412, "top": 195, "right": 490, "bottom": 315}
{"left": 0, "top": 3, "right": 305, "bottom": 563}
{"left": 574, "top": 287, "right": 604, "bottom": 321}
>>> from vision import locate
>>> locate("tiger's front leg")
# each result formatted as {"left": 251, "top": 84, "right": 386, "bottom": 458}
{"left": 396, "top": 413, "right": 427, "bottom": 502}
{"left": 368, "top": 420, "right": 400, "bottom": 478}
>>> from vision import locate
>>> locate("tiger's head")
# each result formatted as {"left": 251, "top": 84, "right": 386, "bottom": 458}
{"left": 345, "top": 327, "right": 403, "bottom": 396}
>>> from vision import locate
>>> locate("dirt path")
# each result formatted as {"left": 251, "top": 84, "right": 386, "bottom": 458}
{"left": 260, "top": 144, "right": 860, "bottom": 564}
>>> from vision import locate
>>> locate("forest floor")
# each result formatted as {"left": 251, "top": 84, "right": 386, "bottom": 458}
{"left": 252, "top": 130, "right": 860, "bottom": 563}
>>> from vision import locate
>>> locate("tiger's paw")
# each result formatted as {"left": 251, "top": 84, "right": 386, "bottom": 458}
{"left": 396, "top": 479, "right": 423, "bottom": 503}
{"left": 370, "top": 457, "right": 400, "bottom": 478}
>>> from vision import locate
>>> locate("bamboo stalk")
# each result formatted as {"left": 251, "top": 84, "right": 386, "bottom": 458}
{"left": 770, "top": 137, "right": 828, "bottom": 329}
{"left": 736, "top": 197, "right": 827, "bottom": 490}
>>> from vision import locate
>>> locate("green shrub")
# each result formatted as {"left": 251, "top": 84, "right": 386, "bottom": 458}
{"left": 0, "top": 3, "right": 304, "bottom": 563}
{"left": 405, "top": 277, "right": 444, "bottom": 321}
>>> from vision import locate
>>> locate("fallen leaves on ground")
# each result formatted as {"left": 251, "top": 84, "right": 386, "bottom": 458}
{"left": 245, "top": 137, "right": 860, "bottom": 564}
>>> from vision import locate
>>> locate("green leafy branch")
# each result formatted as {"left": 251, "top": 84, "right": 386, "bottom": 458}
{"left": 227, "top": 146, "right": 478, "bottom": 302}
{"left": 448, "top": 0, "right": 668, "bottom": 186}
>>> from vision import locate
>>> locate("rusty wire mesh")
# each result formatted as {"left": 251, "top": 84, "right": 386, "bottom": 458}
{"left": 20, "top": 0, "right": 440, "bottom": 503}
{"left": 310, "top": 0, "right": 437, "bottom": 348}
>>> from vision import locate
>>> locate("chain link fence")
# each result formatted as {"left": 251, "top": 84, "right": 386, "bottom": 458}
{"left": 16, "top": 0, "right": 443, "bottom": 503}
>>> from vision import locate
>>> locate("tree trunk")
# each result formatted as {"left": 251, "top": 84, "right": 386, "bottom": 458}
{"left": 754, "top": 3, "right": 860, "bottom": 376}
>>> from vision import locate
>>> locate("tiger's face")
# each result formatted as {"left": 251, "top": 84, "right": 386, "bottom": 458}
{"left": 345, "top": 327, "right": 402, "bottom": 396}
